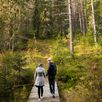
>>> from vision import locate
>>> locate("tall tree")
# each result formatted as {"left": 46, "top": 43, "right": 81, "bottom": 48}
{"left": 91, "top": 0, "right": 97, "bottom": 42}
{"left": 52, "top": 0, "right": 68, "bottom": 36}
{"left": 68, "top": 0, "right": 74, "bottom": 57}
{"left": 81, "top": 0, "right": 87, "bottom": 35}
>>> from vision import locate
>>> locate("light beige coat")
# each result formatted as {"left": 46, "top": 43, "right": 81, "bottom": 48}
{"left": 34, "top": 67, "right": 45, "bottom": 86}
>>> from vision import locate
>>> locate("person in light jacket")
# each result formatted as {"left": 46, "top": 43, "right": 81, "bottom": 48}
{"left": 34, "top": 63, "right": 46, "bottom": 101}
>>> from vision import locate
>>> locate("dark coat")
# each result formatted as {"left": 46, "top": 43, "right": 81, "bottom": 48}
{"left": 47, "top": 62, "right": 57, "bottom": 81}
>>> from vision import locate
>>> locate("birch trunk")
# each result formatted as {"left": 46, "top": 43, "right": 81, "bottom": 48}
{"left": 91, "top": 0, "right": 97, "bottom": 42}
{"left": 68, "top": 0, "right": 74, "bottom": 57}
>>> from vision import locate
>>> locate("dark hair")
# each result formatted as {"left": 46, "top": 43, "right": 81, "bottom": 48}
{"left": 38, "top": 63, "right": 43, "bottom": 67}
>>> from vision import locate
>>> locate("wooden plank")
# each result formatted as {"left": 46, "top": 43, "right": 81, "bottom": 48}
{"left": 28, "top": 81, "right": 60, "bottom": 102}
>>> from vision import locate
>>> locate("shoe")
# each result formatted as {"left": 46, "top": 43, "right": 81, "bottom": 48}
{"left": 41, "top": 96, "right": 43, "bottom": 99}
{"left": 38, "top": 98, "right": 41, "bottom": 101}
{"left": 53, "top": 95, "right": 55, "bottom": 98}
{"left": 52, "top": 94, "right": 55, "bottom": 98}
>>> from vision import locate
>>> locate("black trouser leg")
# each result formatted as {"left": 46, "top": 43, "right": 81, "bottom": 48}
{"left": 38, "top": 86, "right": 40, "bottom": 98}
{"left": 49, "top": 81, "right": 55, "bottom": 94}
{"left": 49, "top": 81, "right": 52, "bottom": 94}
{"left": 49, "top": 82, "right": 55, "bottom": 94}
{"left": 38, "top": 86, "right": 43, "bottom": 98}
{"left": 41, "top": 86, "right": 43, "bottom": 97}
{"left": 48, "top": 77, "right": 55, "bottom": 94}
{"left": 50, "top": 84, "right": 53, "bottom": 94}
{"left": 52, "top": 81, "right": 55, "bottom": 94}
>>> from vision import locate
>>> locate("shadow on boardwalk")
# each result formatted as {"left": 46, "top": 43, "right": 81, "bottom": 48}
{"left": 28, "top": 81, "right": 60, "bottom": 102}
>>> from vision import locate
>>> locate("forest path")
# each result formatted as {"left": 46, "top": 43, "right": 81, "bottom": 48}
{"left": 28, "top": 80, "right": 60, "bottom": 102}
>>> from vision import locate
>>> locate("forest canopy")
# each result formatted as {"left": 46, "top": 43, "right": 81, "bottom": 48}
{"left": 0, "top": 0, "right": 102, "bottom": 51}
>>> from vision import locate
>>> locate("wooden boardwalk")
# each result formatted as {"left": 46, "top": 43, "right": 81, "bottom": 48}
{"left": 28, "top": 81, "right": 60, "bottom": 102}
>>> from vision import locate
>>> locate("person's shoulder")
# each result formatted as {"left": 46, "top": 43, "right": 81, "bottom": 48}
{"left": 53, "top": 63, "right": 56, "bottom": 68}
{"left": 54, "top": 63, "right": 56, "bottom": 66}
{"left": 51, "top": 62, "right": 56, "bottom": 66}
{"left": 42, "top": 67, "right": 45, "bottom": 71}
{"left": 36, "top": 67, "right": 40, "bottom": 70}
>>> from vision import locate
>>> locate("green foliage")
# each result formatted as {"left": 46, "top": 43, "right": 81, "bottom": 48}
{"left": 51, "top": 38, "right": 70, "bottom": 65}
{"left": 86, "top": 0, "right": 102, "bottom": 41}
{"left": 32, "top": 0, "right": 53, "bottom": 38}
{"left": 57, "top": 67, "right": 79, "bottom": 88}
{"left": 95, "top": 0, "right": 102, "bottom": 34}
{"left": 0, "top": 52, "right": 15, "bottom": 100}
{"left": 52, "top": 37, "right": 102, "bottom": 102}
{"left": 63, "top": 57, "right": 102, "bottom": 102}
{"left": 0, "top": 0, "right": 35, "bottom": 51}
{"left": 0, "top": 51, "right": 34, "bottom": 101}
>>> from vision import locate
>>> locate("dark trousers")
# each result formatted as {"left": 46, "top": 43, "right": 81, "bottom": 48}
{"left": 48, "top": 77, "right": 55, "bottom": 94}
{"left": 38, "top": 86, "right": 43, "bottom": 98}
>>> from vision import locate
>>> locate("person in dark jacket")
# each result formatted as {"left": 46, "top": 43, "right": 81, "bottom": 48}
{"left": 46, "top": 58, "right": 57, "bottom": 98}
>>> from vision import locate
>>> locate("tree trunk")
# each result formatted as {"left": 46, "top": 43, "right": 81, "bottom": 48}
{"left": 91, "top": 0, "right": 97, "bottom": 42}
{"left": 82, "top": 0, "right": 86, "bottom": 35}
{"left": 84, "top": 0, "right": 87, "bottom": 33}
{"left": 80, "top": 0, "right": 86, "bottom": 35}
{"left": 78, "top": 0, "right": 83, "bottom": 33}
{"left": 68, "top": 0, "right": 74, "bottom": 57}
